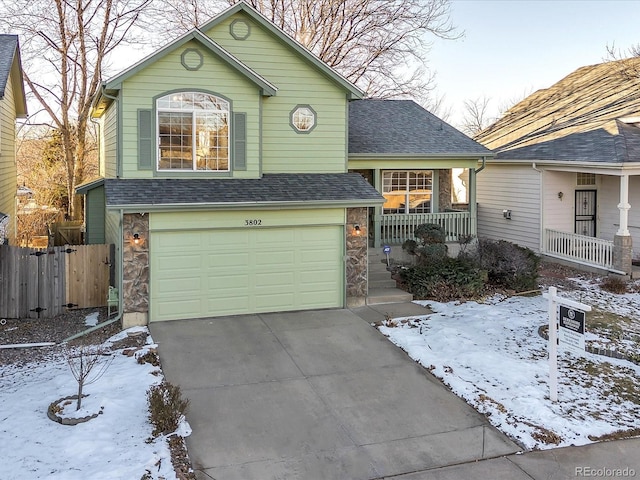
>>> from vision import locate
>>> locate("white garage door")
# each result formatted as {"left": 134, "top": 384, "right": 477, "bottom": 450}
{"left": 150, "top": 226, "right": 343, "bottom": 321}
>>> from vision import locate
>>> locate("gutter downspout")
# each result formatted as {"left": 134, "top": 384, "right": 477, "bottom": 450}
{"left": 532, "top": 162, "right": 544, "bottom": 254}
{"left": 475, "top": 155, "right": 487, "bottom": 174}
{"left": 61, "top": 208, "right": 125, "bottom": 343}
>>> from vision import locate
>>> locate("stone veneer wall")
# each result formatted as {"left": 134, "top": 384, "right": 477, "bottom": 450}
{"left": 614, "top": 235, "right": 633, "bottom": 275}
{"left": 122, "top": 213, "right": 149, "bottom": 323}
{"left": 346, "top": 207, "right": 368, "bottom": 307}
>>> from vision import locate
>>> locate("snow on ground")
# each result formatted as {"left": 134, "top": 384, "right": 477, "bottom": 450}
{"left": 0, "top": 327, "right": 187, "bottom": 480}
{"left": 379, "top": 285, "right": 640, "bottom": 451}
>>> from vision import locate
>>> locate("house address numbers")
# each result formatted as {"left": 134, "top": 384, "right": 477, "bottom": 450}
{"left": 244, "top": 219, "right": 262, "bottom": 226}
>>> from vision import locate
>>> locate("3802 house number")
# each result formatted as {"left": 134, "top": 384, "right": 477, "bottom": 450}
{"left": 244, "top": 219, "right": 262, "bottom": 226}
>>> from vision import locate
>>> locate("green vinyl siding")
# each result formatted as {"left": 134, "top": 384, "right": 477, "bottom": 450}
{"left": 102, "top": 100, "right": 118, "bottom": 178}
{"left": 105, "top": 209, "right": 121, "bottom": 289}
{"left": 149, "top": 222, "right": 344, "bottom": 321}
{"left": 119, "top": 40, "right": 261, "bottom": 179}
{"left": 205, "top": 13, "right": 348, "bottom": 174}
{"left": 85, "top": 186, "right": 106, "bottom": 244}
{"left": 150, "top": 208, "right": 344, "bottom": 231}
{"left": 0, "top": 72, "right": 17, "bottom": 239}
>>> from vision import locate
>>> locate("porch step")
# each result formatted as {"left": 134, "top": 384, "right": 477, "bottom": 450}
{"left": 366, "top": 287, "right": 413, "bottom": 305}
{"left": 369, "top": 276, "right": 397, "bottom": 289}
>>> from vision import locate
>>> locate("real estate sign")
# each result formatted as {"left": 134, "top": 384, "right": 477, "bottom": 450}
{"left": 558, "top": 306, "right": 586, "bottom": 355}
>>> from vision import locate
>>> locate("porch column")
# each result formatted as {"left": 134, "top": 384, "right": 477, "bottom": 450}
{"left": 432, "top": 170, "right": 440, "bottom": 213}
{"left": 469, "top": 168, "right": 477, "bottom": 236}
{"left": 373, "top": 168, "right": 381, "bottom": 248}
{"left": 614, "top": 174, "right": 632, "bottom": 274}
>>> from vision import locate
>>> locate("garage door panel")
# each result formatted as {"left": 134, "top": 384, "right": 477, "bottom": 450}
{"left": 254, "top": 272, "right": 295, "bottom": 287}
{"left": 206, "top": 296, "right": 250, "bottom": 314}
{"left": 151, "top": 225, "right": 343, "bottom": 321}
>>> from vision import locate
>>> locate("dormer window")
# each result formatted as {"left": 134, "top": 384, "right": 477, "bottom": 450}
{"left": 157, "top": 92, "right": 230, "bottom": 171}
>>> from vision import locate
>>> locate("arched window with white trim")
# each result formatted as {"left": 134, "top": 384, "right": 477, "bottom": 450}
{"left": 157, "top": 92, "right": 230, "bottom": 171}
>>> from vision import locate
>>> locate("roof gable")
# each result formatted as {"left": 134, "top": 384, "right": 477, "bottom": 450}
{"left": 476, "top": 57, "right": 640, "bottom": 163}
{"left": 95, "top": 29, "right": 277, "bottom": 115}
{"left": 349, "top": 99, "right": 492, "bottom": 157}
{"left": 0, "top": 34, "right": 27, "bottom": 117}
{"left": 199, "top": 1, "right": 363, "bottom": 99}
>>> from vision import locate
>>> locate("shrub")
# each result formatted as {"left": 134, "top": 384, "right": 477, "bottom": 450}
{"left": 472, "top": 238, "right": 540, "bottom": 291}
{"left": 147, "top": 381, "right": 190, "bottom": 437}
{"left": 399, "top": 256, "right": 486, "bottom": 301}
{"left": 402, "top": 223, "right": 448, "bottom": 265}
{"left": 414, "top": 223, "right": 446, "bottom": 245}
{"left": 601, "top": 276, "right": 628, "bottom": 294}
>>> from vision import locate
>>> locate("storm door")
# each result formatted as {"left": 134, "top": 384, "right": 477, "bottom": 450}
{"left": 575, "top": 190, "right": 596, "bottom": 237}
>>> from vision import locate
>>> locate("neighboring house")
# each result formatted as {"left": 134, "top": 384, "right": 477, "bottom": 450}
{"left": 348, "top": 99, "right": 493, "bottom": 248}
{"left": 78, "top": 1, "right": 383, "bottom": 326}
{"left": 475, "top": 57, "right": 640, "bottom": 275}
{"left": 0, "top": 35, "right": 27, "bottom": 244}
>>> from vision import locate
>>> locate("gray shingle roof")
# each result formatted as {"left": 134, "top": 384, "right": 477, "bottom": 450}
{"left": 100, "top": 173, "right": 384, "bottom": 207}
{"left": 349, "top": 99, "right": 492, "bottom": 156}
{"left": 476, "top": 57, "right": 640, "bottom": 163}
{"left": 0, "top": 35, "right": 18, "bottom": 98}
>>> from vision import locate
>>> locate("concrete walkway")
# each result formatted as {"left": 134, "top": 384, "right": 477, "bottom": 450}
{"left": 151, "top": 303, "right": 640, "bottom": 479}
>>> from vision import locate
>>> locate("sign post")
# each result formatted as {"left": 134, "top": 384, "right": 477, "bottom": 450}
{"left": 543, "top": 286, "right": 591, "bottom": 402}
{"left": 382, "top": 245, "right": 391, "bottom": 266}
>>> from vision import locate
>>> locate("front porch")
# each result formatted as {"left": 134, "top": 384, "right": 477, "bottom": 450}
{"left": 375, "top": 210, "right": 473, "bottom": 247}
{"left": 543, "top": 228, "right": 640, "bottom": 278}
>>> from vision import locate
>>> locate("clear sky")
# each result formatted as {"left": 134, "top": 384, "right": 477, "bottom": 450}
{"left": 430, "top": 0, "right": 640, "bottom": 128}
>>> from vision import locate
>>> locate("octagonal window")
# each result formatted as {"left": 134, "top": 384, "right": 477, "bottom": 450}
{"left": 290, "top": 105, "right": 316, "bottom": 133}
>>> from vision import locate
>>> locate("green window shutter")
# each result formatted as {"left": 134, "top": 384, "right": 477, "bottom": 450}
{"left": 138, "top": 109, "right": 153, "bottom": 170}
{"left": 233, "top": 112, "right": 246, "bottom": 171}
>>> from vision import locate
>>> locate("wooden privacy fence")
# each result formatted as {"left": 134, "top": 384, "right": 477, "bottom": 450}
{"left": 0, "top": 244, "right": 112, "bottom": 319}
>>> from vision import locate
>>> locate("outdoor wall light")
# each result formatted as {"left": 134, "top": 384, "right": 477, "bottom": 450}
{"left": 558, "top": 191, "right": 564, "bottom": 200}
{"left": 354, "top": 225, "right": 362, "bottom": 235}
{"left": 133, "top": 233, "right": 141, "bottom": 245}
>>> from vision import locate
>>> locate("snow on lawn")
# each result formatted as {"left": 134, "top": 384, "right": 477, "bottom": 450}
{"left": 379, "top": 289, "right": 640, "bottom": 451}
{"left": 0, "top": 327, "right": 188, "bottom": 480}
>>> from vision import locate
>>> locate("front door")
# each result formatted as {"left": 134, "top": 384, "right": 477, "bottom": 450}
{"left": 575, "top": 190, "right": 596, "bottom": 237}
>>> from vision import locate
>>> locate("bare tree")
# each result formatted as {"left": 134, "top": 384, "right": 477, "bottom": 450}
{"left": 65, "top": 345, "right": 113, "bottom": 410}
{"left": 149, "top": 0, "right": 460, "bottom": 99}
{"left": 0, "top": 0, "right": 152, "bottom": 220}
{"left": 605, "top": 42, "right": 640, "bottom": 79}
{"left": 460, "top": 96, "right": 492, "bottom": 136}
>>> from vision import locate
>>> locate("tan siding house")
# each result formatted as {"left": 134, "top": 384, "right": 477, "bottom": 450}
{"left": 476, "top": 57, "right": 640, "bottom": 275}
{"left": 0, "top": 35, "right": 27, "bottom": 244}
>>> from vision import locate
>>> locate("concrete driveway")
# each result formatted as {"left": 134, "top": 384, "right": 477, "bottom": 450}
{"left": 150, "top": 304, "right": 520, "bottom": 479}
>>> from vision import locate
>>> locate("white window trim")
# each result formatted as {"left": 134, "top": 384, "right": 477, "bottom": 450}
{"left": 382, "top": 170, "right": 433, "bottom": 214}
{"left": 156, "top": 93, "right": 230, "bottom": 172}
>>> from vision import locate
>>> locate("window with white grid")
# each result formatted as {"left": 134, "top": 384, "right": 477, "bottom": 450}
{"left": 157, "top": 92, "right": 229, "bottom": 171}
{"left": 576, "top": 173, "right": 595, "bottom": 186}
{"left": 382, "top": 171, "right": 432, "bottom": 214}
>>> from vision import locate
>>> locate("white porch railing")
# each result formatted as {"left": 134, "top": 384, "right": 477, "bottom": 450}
{"left": 380, "top": 211, "right": 472, "bottom": 245}
{"left": 543, "top": 228, "right": 614, "bottom": 270}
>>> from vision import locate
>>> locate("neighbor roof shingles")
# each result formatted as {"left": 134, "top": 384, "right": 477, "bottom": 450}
{"left": 102, "top": 173, "right": 384, "bottom": 207}
{"left": 0, "top": 35, "right": 18, "bottom": 98}
{"left": 349, "top": 99, "right": 492, "bottom": 156}
{"left": 475, "top": 57, "right": 640, "bottom": 163}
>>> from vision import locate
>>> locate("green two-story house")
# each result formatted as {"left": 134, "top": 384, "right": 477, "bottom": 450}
{"left": 78, "top": 1, "right": 383, "bottom": 326}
